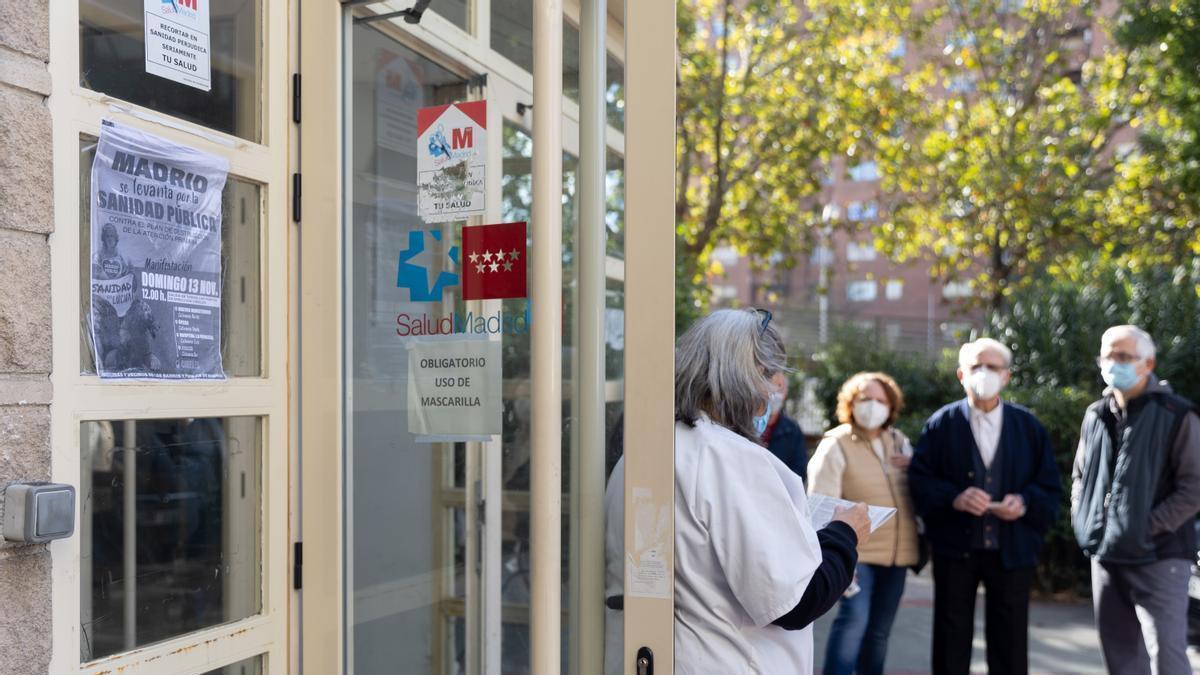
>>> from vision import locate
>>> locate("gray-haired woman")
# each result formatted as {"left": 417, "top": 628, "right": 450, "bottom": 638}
{"left": 604, "top": 308, "right": 871, "bottom": 674}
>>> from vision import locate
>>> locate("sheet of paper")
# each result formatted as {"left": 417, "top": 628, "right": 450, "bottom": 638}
{"left": 807, "top": 493, "right": 897, "bottom": 533}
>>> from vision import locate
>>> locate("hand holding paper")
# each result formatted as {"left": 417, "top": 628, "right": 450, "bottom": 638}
{"left": 809, "top": 493, "right": 897, "bottom": 534}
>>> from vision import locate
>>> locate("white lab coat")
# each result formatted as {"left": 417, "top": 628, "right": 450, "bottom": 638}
{"left": 604, "top": 415, "right": 824, "bottom": 674}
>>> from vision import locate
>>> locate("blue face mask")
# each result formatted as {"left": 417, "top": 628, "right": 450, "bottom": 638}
{"left": 753, "top": 410, "right": 770, "bottom": 437}
{"left": 1101, "top": 360, "right": 1140, "bottom": 391}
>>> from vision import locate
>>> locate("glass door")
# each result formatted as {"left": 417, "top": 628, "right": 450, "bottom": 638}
{"left": 298, "top": 2, "right": 674, "bottom": 674}
{"left": 344, "top": 23, "right": 481, "bottom": 674}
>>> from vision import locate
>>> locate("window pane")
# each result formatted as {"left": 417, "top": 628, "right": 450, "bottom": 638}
{"left": 606, "top": 152, "right": 624, "bottom": 259}
{"left": 491, "top": 0, "right": 533, "bottom": 72}
{"left": 80, "top": 0, "right": 262, "bottom": 141}
{"left": 79, "top": 138, "right": 263, "bottom": 377}
{"left": 202, "top": 655, "right": 264, "bottom": 675}
{"left": 606, "top": 52, "right": 625, "bottom": 131}
{"left": 433, "top": 0, "right": 469, "bottom": 32}
{"left": 79, "top": 416, "right": 262, "bottom": 661}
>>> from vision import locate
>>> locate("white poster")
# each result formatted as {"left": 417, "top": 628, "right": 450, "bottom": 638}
{"left": 144, "top": 0, "right": 212, "bottom": 91}
{"left": 376, "top": 50, "right": 422, "bottom": 155}
{"left": 90, "top": 119, "right": 229, "bottom": 380}
{"left": 406, "top": 337, "right": 502, "bottom": 441}
{"left": 416, "top": 101, "right": 487, "bottom": 223}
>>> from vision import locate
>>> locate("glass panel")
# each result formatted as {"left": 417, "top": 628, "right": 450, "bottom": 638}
{"left": 78, "top": 138, "right": 263, "bottom": 377}
{"left": 605, "top": 151, "right": 624, "bottom": 259}
{"left": 79, "top": 416, "right": 262, "bottom": 661}
{"left": 605, "top": 280, "right": 624, "bottom": 381}
{"left": 201, "top": 655, "right": 264, "bottom": 675}
{"left": 606, "top": 53, "right": 624, "bottom": 131}
{"left": 346, "top": 24, "right": 472, "bottom": 674}
{"left": 490, "top": 4, "right": 584, "bottom": 103}
{"left": 80, "top": 0, "right": 262, "bottom": 141}
{"left": 498, "top": 122, "right": 576, "bottom": 673}
{"left": 433, "top": 0, "right": 469, "bottom": 32}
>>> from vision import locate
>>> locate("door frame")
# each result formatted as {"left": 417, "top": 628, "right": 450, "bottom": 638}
{"left": 47, "top": 0, "right": 294, "bottom": 671}
{"left": 296, "top": 2, "right": 662, "bottom": 674}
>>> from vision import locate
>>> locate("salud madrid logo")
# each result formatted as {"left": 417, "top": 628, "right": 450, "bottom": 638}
{"left": 396, "top": 222, "right": 529, "bottom": 336}
{"left": 161, "top": 0, "right": 200, "bottom": 17}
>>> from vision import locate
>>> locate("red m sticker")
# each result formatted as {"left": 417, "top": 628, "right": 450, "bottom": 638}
{"left": 461, "top": 222, "right": 527, "bottom": 300}
{"left": 452, "top": 127, "right": 474, "bottom": 150}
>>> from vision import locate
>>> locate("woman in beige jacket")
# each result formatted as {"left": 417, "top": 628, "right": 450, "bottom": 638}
{"left": 809, "top": 372, "right": 920, "bottom": 675}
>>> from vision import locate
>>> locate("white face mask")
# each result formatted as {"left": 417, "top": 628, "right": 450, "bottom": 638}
{"left": 965, "top": 368, "right": 1004, "bottom": 400}
{"left": 768, "top": 391, "right": 784, "bottom": 415}
{"left": 852, "top": 399, "right": 890, "bottom": 431}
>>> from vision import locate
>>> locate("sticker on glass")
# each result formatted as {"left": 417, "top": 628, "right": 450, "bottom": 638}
{"left": 416, "top": 101, "right": 487, "bottom": 223}
{"left": 406, "top": 336, "right": 502, "bottom": 441}
{"left": 144, "top": 0, "right": 212, "bottom": 91}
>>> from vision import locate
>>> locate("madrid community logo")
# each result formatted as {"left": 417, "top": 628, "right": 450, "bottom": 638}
{"left": 397, "top": 222, "right": 527, "bottom": 302}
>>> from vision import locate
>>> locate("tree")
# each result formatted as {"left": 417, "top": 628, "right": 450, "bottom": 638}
{"left": 874, "top": 0, "right": 1134, "bottom": 312}
{"left": 1103, "top": 1, "right": 1200, "bottom": 265}
{"left": 675, "top": 0, "right": 912, "bottom": 329}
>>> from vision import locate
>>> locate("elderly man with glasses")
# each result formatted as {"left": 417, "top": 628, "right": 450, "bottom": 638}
{"left": 1071, "top": 325, "right": 1200, "bottom": 675}
{"left": 908, "top": 338, "right": 1062, "bottom": 675}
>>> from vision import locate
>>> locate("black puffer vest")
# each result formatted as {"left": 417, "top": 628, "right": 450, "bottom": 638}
{"left": 1073, "top": 390, "right": 1197, "bottom": 563}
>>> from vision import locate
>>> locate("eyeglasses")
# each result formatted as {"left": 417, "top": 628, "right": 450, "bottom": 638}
{"left": 752, "top": 308, "right": 773, "bottom": 336}
{"left": 1096, "top": 352, "right": 1140, "bottom": 366}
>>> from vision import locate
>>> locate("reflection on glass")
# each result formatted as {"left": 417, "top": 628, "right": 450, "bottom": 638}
{"left": 78, "top": 139, "right": 263, "bottom": 377}
{"left": 606, "top": 152, "right": 625, "bottom": 259}
{"left": 432, "top": 0, "right": 469, "bottom": 32}
{"left": 498, "top": 122, "right": 579, "bottom": 674}
{"left": 606, "top": 53, "right": 625, "bottom": 131}
{"left": 347, "top": 24, "right": 472, "bottom": 675}
{"left": 80, "top": 0, "right": 262, "bottom": 141}
{"left": 201, "top": 655, "right": 264, "bottom": 675}
{"left": 79, "top": 417, "right": 262, "bottom": 661}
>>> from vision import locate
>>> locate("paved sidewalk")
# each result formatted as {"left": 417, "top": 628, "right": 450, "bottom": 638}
{"left": 811, "top": 570, "right": 1200, "bottom": 674}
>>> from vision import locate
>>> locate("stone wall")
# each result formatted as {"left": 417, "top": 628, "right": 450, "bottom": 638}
{"left": 0, "top": 1, "right": 53, "bottom": 673}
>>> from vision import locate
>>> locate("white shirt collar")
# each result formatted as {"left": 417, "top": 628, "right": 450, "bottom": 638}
{"left": 968, "top": 399, "right": 1003, "bottom": 421}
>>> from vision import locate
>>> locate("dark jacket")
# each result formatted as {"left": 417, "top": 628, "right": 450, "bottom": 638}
{"left": 1071, "top": 378, "right": 1200, "bottom": 564}
{"left": 765, "top": 414, "right": 808, "bottom": 484}
{"left": 908, "top": 399, "right": 1062, "bottom": 570}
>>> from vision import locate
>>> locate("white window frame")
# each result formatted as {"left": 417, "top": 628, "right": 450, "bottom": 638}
{"left": 846, "top": 241, "right": 877, "bottom": 262}
{"left": 47, "top": 0, "right": 292, "bottom": 672}
{"left": 847, "top": 280, "right": 878, "bottom": 302}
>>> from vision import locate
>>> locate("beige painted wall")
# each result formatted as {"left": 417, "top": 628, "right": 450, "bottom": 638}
{"left": 0, "top": 1, "right": 54, "bottom": 673}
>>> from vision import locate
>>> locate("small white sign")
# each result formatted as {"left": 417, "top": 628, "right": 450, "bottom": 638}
{"left": 416, "top": 101, "right": 487, "bottom": 223}
{"left": 627, "top": 486, "right": 672, "bottom": 599}
{"left": 407, "top": 337, "right": 501, "bottom": 440}
{"left": 144, "top": 0, "right": 212, "bottom": 92}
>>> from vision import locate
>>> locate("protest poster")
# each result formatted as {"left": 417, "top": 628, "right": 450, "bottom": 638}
{"left": 144, "top": 0, "right": 212, "bottom": 91}
{"left": 406, "top": 337, "right": 502, "bottom": 441}
{"left": 416, "top": 101, "right": 487, "bottom": 223}
{"left": 89, "top": 119, "right": 229, "bottom": 380}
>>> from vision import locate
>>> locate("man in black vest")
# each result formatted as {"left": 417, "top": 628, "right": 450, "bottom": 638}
{"left": 909, "top": 338, "right": 1061, "bottom": 675}
{"left": 1072, "top": 325, "right": 1200, "bottom": 675}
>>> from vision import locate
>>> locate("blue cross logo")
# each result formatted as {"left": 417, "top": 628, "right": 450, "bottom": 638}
{"left": 396, "top": 230, "right": 459, "bottom": 301}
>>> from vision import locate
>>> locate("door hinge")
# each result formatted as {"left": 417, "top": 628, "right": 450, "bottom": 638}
{"left": 292, "top": 173, "right": 301, "bottom": 222}
{"left": 293, "top": 541, "right": 303, "bottom": 590}
{"left": 292, "top": 73, "right": 301, "bottom": 124}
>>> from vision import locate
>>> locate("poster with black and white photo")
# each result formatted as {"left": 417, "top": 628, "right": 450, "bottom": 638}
{"left": 89, "top": 119, "right": 229, "bottom": 380}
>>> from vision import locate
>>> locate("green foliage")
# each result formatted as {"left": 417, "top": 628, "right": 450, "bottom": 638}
{"left": 993, "top": 256, "right": 1200, "bottom": 404}
{"left": 874, "top": 0, "right": 1133, "bottom": 311}
{"left": 1108, "top": 0, "right": 1200, "bottom": 262}
{"left": 675, "top": 0, "right": 912, "bottom": 320}
{"left": 806, "top": 326, "right": 961, "bottom": 441}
